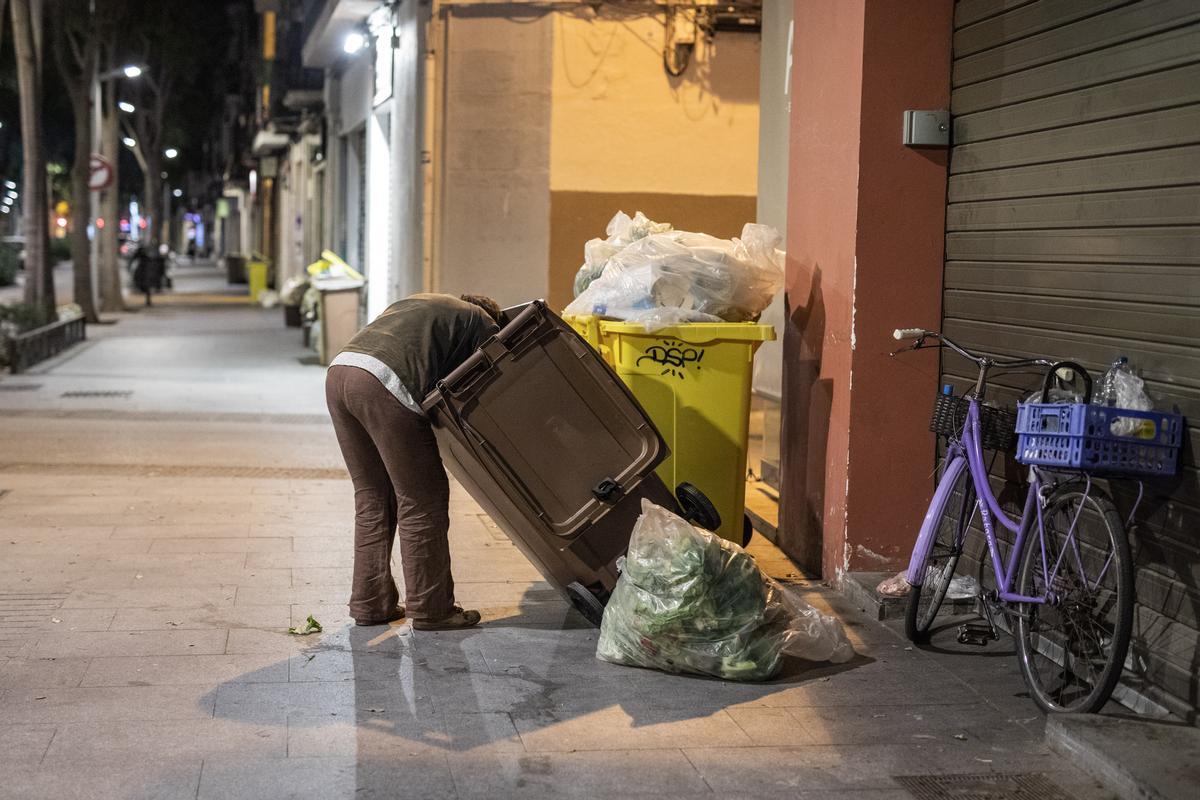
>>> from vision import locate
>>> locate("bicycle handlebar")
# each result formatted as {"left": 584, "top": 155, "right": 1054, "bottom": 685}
{"left": 892, "top": 327, "right": 1055, "bottom": 370}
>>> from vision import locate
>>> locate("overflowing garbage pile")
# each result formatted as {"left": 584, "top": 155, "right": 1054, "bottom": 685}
{"left": 279, "top": 276, "right": 310, "bottom": 307}
{"left": 597, "top": 501, "right": 853, "bottom": 681}
{"left": 565, "top": 211, "right": 785, "bottom": 332}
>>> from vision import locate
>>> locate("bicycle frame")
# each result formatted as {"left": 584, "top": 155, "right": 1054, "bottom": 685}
{"left": 908, "top": 397, "right": 1098, "bottom": 607}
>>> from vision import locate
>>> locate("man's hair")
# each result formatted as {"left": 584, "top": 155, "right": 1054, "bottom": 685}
{"left": 460, "top": 294, "right": 502, "bottom": 324}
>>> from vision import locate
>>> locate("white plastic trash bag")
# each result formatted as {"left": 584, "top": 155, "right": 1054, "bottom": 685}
{"left": 596, "top": 501, "right": 854, "bottom": 681}
{"left": 564, "top": 221, "right": 785, "bottom": 331}
{"left": 573, "top": 211, "right": 673, "bottom": 298}
{"left": 279, "top": 276, "right": 310, "bottom": 306}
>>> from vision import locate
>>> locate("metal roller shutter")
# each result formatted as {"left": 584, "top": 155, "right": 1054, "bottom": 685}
{"left": 943, "top": 0, "right": 1200, "bottom": 718}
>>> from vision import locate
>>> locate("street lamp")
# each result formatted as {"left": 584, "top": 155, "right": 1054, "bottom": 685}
{"left": 164, "top": 147, "right": 178, "bottom": 159}
{"left": 118, "top": 101, "right": 135, "bottom": 113}
{"left": 344, "top": 31, "right": 365, "bottom": 54}
{"left": 123, "top": 136, "right": 137, "bottom": 148}
{"left": 96, "top": 63, "right": 146, "bottom": 82}
{"left": 172, "top": 189, "right": 182, "bottom": 198}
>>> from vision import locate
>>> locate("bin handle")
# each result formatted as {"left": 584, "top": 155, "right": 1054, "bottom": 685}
{"left": 438, "top": 355, "right": 498, "bottom": 401}
{"left": 503, "top": 301, "right": 552, "bottom": 359}
{"left": 480, "top": 338, "right": 509, "bottom": 364}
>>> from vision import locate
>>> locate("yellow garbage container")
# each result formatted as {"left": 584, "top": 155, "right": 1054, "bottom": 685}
{"left": 247, "top": 259, "right": 269, "bottom": 301}
{"left": 597, "top": 320, "right": 775, "bottom": 545}
{"left": 563, "top": 315, "right": 611, "bottom": 364}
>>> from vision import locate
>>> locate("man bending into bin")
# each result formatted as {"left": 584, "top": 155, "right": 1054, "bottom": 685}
{"left": 326, "top": 293, "right": 501, "bottom": 629}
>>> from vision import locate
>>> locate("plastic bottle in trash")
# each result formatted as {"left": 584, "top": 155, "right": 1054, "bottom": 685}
{"left": 1096, "top": 356, "right": 1156, "bottom": 438}
{"left": 1095, "top": 357, "right": 1131, "bottom": 407}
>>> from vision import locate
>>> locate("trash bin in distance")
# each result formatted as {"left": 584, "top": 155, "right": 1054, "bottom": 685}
{"left": 314, "top": 279, "right": 364, "bottom": 365}
{"left": 224, "top": 253, "right": 246, "bottom": 284}
{"left": 247, "top": 259, "right": 269, "bottom": 301}
{"left": 595, "top": 321, "right": 775, "bottom": 545}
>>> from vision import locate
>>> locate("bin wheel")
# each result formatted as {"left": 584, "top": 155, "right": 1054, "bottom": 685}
{"left": 566, "top": 581, "right": 606, "bottom": 627}
{"left": 742, "top": 514, "right": 754, "bottom": 548}
{"left": 675, "top": 482, "right": 721, "bottom": 532}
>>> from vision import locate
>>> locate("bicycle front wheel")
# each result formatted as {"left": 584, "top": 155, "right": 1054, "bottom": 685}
{"left": 1014, "top": 484, "right": 1133, "bottom": 714}
{"left": 905, "top": 458, "right": 977, "bottom": 644}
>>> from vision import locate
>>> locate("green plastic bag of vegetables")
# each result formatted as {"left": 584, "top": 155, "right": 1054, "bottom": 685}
{"left": 597, "top": 501, "right": 854, "bottom": 681}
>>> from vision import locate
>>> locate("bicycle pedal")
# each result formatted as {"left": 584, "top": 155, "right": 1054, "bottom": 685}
{"left": 956, "top": 623, "right": 997, "bottom": 647}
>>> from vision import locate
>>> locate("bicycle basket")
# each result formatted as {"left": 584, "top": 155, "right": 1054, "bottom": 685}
{"left": 929, "top": 394, "right": 1017, "bottom": 452}
{"left": 1015, "top": 403, "right": 1182, "bottom": 477}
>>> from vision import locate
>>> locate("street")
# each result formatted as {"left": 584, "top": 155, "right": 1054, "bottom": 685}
{"left": 0, "top": 263, "right": 1116, "bottom": 799}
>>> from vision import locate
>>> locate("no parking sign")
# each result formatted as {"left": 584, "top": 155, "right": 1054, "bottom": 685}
{"left": 88, "top": 154, "right": 114, "bottom": 191}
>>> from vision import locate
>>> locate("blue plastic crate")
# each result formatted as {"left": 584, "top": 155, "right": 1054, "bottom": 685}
{"left": 1015, "top": 403, "right": 1183, "bottom": 477}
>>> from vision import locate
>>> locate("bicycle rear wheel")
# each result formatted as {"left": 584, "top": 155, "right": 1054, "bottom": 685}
{"left": 1014, "top": 484, "right": 1132, "bottom": 714}
{"left": 905, "top": 459, "right": 977, "bottom": 643}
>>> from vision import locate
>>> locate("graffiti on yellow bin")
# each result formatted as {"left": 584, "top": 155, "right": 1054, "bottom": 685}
{"left": 636, "top": 340, "right": 705, "bottom": 379}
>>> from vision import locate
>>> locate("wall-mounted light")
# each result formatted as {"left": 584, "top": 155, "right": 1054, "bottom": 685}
{"left": 344, "top": 31, "right": 366, "bottom": 54}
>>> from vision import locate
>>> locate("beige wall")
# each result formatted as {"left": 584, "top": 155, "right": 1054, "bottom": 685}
{"left": 547, "top": 12, "right": 761, "bottom": 308}
{"left": 550, "top": 13, "right": 760, "bottom": 195}
{"left": 436, "top": 13, "right": 553, "bottom": 307}
{"left": 434, "top": 9, "right": 761, "bottom": 311}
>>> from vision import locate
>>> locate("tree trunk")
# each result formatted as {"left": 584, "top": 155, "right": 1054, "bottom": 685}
{"left": 11, "top": 0, "right": 52, "bottom": 318}
{"left": 68, "top": 85, "right": 97, "bottom": 322}
{"left": 98, "top": 78, "right": 123, "bottom": 312}
{"left": 143, "top": 153, "right": 163, "bottom": 249}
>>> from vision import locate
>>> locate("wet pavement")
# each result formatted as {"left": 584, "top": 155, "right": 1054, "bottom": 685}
{"left": 0, "top": 263, "right": 1116, "bottom": 799}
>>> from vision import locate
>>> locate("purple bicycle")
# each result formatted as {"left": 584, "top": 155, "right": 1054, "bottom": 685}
{"left": 893, "top": 328, "right": 1133, "bottom": 714}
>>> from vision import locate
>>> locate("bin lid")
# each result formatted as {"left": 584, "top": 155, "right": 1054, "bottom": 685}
{"left": 599, "top": 321, "right": 775, "bottom": 344}
{"left": 423, "top": 301, "right": 667, "bottom": 539}
{"left": 313, "top": 278, "right": 364, "bottom": 291}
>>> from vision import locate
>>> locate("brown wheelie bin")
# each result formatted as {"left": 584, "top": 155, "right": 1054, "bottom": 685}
{"left": 422, "top": 301, "right": 718, "bottom": 625}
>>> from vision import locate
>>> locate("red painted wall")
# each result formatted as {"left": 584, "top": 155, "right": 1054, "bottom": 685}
{"left": 778, "top": 0, "right": 866, "bottom": 575}
{"left": 780, "top": 0, "right": 953, "bottom": 582}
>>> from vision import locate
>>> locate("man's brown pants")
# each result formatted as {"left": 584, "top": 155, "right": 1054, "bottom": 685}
{"left": 325, "top": 366, "right": 454, "bottom": 622}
